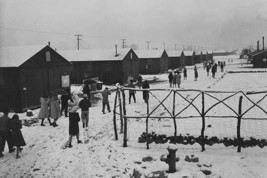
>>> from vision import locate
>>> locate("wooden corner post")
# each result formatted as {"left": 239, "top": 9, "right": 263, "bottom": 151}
{"left": 201, "top": 91, "right": 206, "bottom": 152}
{"left": 113, "top": 89, "right": 118, "bottom": 140}
{"left": 237, "top": 95, "right": 243, "bottom": 152}
{"left": 122, "top": 89, "right": 128, "bottom": 147}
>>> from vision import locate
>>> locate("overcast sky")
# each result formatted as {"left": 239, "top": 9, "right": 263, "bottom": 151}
{"left": 0, "top": 0, "right": 267, "bottom": 51}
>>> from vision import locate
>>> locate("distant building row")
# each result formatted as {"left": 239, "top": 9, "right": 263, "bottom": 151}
{"left": 0, "top": 44, "right": 213, "bottom": 112}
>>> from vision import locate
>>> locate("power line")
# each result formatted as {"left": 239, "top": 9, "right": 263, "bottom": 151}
{"left": 75, "top": 35, "right": 82, "bottom": 50}
{"left": 121, "top": 39, "right": 126, "bottom": 48}
{"left": 146, "top": 41, "right": 150, "bottom": 50}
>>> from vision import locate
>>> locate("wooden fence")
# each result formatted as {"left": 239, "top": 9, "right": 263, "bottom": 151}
{"left": 113, "top": 85, "right": 267, "bottom": 152}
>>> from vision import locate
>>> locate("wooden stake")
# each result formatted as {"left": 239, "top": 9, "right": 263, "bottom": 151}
{"left": 146, "top": 90, "right": 150, "bottom": 149}
{"left": 237, "top": 96, "right": 243, "bottom": 152}
{"left": 201, "top": 91, "right": 206, "bottom": 151}
{"left": 122, "top": 89, "right": 127, "bottom": 147}
{"left": 113, "top": 89, "right": 118, "bottom": 140}
{"left": 118, "top": 90, "right": 123, "bottom": 134}
{"left": 173, "top": 90, "right": 177, "bottom": 136}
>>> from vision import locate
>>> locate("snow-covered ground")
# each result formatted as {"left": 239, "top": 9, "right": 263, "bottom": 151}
{"left": 1, "top": 56, "right": 267, "bottom": 178}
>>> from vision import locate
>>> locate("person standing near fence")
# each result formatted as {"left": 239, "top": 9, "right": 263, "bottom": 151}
{"left": 183, "top": 67, "right": 187, "bottom": 80}
{"left": 128, "top": 80, "right": 136, "bottom": 104}
{"left": 142, "top": 80, "right": 150, "bottom": 103}
{"left": 0, "top": 108, "right": 14, "bottom": 158}
{"left": 168, "top": 72, "right": 173, "bottom": 87}
{"left": 102, "top": 87, "right": 111, "bottom": 114}
{"left": 79, "top": 94, "right": 91, "bottom": 128}
{"left": 137, "top": 74, "right": 143, "bottom": 89}
{"left": 9, "top": 114, "right": 26, "bottom": 159}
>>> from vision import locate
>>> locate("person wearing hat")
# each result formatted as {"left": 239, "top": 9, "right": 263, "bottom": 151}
{"left": 102, "top": 87, "right": 111, "bottom": 114}
{"left": 78, "top": 94, "right": 91, "bottom": 128}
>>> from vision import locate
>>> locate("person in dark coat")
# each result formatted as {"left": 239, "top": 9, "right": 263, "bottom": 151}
{"left": 194, "top": 66, "right": 198, "bottom": 81}
{"left": 220, "top": 62, "right": 224, "bottom": 72}
{"left": 102, "top": 87, "right": 111, "bottom": 114}
{"left": 183, "top": 67, "right": 187, "bottom": 80}
{"left": 168, "top": 72, "right": 173, "bottom": 87}
{"left": 60, "top": 89, "right": 73, "bottom": 117}
{"left": 128, "top": 80, "right": 136, "bottom": 104}
{"left": 79, "top": 94, "right": 91, "bottom": 128}
{"left": 0, "top": 108, "right": 14, "bottom": 158}
{"left": 211, "top": 64, "right": 216, "bottom": 78}
{"left": 68, "top": 94, "right": 82, "bottom": 148}
{"left": 9, "top": 114, "right": 26, "bottom": 159}
{"left": 142, "top": 80, "right": 150, "bottom": 103}
{"left": 82, "top": 84, "right": 91, "bottom": 100}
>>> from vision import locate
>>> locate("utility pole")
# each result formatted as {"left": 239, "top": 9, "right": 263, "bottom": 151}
{"left": 121, "top": 39, "right": 126, "bottom": 48}
{"left": 146, "top": 41, "right": 150, "bottom": 50}
{"left": 75, "top": 34, "right": 82, "bottom": 50}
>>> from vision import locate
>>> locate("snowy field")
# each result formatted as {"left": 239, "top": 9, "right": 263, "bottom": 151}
{"left": 1, "top": 56, "right": 267, "bottom": 178}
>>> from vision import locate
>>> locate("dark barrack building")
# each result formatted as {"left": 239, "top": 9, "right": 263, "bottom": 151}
{"left": 0, "top": 45, "right": 72, "bottom": 112}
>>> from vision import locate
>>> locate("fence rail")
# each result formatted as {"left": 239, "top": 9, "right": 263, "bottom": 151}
{"left": 113, "top": 85, "right": 267, "bottom": 152}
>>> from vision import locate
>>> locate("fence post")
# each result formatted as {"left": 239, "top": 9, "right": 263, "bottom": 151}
{"left": 201, "top": 91, "right": 206, "bottom": 152}
{"left": 146, "top": 90, "right": 150, "bottom": 149}
{"left": 118, "top": 89, "right": 123, "bottom": 134}
{"left": 122, "top": 89, "right": 128, "bottom": 147}
{"left": 113, "top": 89, "right": 118, "bottom": 140}
{"left": 173, "top": 90, "right": 177, "bottom": 137}
{"left": 237, "top": 96, "right": 243, "bottom": 152}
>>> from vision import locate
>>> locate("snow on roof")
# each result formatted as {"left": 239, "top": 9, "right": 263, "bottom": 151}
{"left": 183, "top": 51, "right": 194, "bottom": 56}
{"left": 194, "top": 51, "right": 202, "bottom": 55}
{"left": 207, "top": 50, "right": 213, "bottom": 54}
{"left": 166, "top": 50, "right": 183, "bottom": 57}
{"left": 0, "top": 45, "right": 46, "bottom": 67}
{"left": 252, "top": 49, "right": 267, "bottom": 57}
{"left": 135, "top": 49, "right": 164, "bottom": 59}
{"left": 58, "top": 48, "right": 131, "bottom": 62}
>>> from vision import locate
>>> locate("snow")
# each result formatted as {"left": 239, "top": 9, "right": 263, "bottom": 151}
{"left": 1, "top": 56, "right": 267, "bottom": 178}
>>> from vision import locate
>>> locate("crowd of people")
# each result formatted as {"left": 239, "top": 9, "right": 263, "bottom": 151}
{"left": 0, "top": 61, "right": 228, "bottom": 157}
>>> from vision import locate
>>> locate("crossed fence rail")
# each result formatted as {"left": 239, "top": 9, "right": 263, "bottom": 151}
{"left": 112, "top": 85, "right": 267, "bottom": 152}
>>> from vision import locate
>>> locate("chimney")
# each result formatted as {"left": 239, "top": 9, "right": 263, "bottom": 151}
{"left": 263, "top": 36, "right": 265, "bottom": 50}
{"left": 115, "top": 45, "right": 118, "bottom": 56}
{"left": 257, "top": 40, "right": 259, "bottom": 51}
{"left": 48, "top": 41, "right": 50, "bottom": 46}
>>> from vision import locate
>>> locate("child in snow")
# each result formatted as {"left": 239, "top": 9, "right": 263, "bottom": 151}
{"left": 9, "top": 114, "right": 26, "bottom": 159}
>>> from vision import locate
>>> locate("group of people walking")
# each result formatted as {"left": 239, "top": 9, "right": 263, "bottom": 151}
{"left": 206, "top": 61, "right": 225, "bottom": 78}
{"left": 0, "top": 109, "right": 26, "bottom": 159}
{"left": 168, "top": 70, "right": 182, "bottom": 88}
